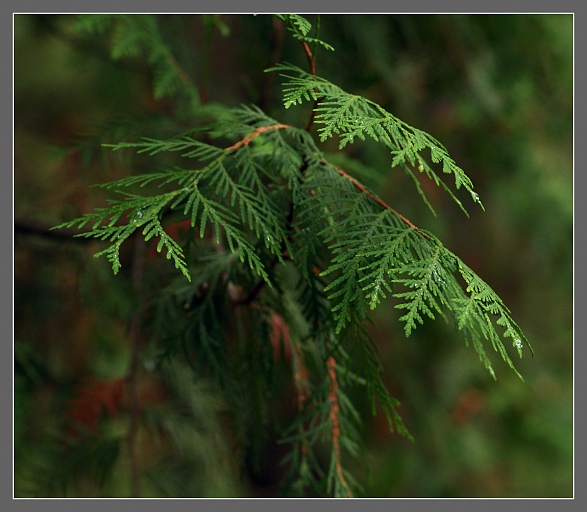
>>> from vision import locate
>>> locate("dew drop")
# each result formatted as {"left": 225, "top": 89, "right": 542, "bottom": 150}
{"left": 136, "top": 210, "right": 143, "bottom": 218}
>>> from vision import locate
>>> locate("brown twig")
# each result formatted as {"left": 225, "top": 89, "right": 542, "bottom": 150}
{"left": 301, "top": 41, "right": 317, "bottom": 77}
{"left": 301, "top": 41, "right": 321, "bottom": 133}
{"left": 333, "top": 165, "right": 432, "bottom": 239}
{"left": 224, "top": 124, "right": 291, "bottom": 152}
{"left": 327, "top": 354, "right": 352, "bottom": 498}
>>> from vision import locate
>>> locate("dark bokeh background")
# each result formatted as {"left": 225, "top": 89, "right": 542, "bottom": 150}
{"left": 14, "top": 14, "right": 573, "bottom": 497}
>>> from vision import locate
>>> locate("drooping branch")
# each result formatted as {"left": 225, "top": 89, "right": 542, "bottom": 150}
{"left": 327, "top": 354, "right": 352, "bottom": 498}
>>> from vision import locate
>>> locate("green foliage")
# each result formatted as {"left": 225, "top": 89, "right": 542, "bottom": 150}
{"left": 269, "top": 62, "right": 482, "bottom": 215}
{"left": 47, "top": 14, "right": 535, "bottom": 497}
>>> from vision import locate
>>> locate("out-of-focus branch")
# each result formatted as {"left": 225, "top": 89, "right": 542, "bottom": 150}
{"left": 15, "top": 217, "right": 93, "bottom": 242}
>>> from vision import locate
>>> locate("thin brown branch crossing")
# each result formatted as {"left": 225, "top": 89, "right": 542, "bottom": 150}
{"left": 327, "top": 355, "right": 353, "bottom": 498}
{"left": 334, "top": 166, "right": 432, "bottom": 239}
{"left": 224, "top": 124, "right": 290, "bottom": 152}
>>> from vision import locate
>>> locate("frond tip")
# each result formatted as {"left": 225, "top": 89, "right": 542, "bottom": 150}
{"left": 53, "top": 191, "right": 192, "bottom": 281}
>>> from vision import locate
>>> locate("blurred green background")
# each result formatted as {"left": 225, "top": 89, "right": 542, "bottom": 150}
{"left": 14, "top": 14, "right": 573, "bottom": 497}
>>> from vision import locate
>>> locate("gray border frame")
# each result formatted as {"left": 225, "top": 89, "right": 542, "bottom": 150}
{"left": 6, "top": 0, "right": 579, "bottom": 510}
